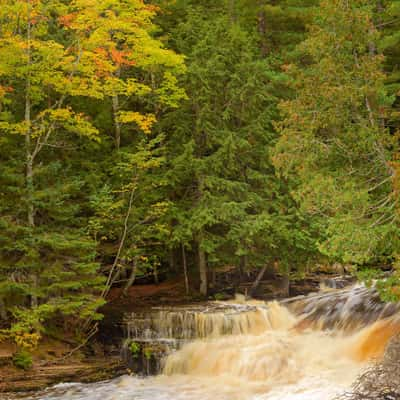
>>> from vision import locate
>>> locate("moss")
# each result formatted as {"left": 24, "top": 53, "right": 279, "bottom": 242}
{"left": 129, "top": 341, "right": 140, "bottom": 358}
{"left": 143, "top": 347, "right": 153, "bottom": 360}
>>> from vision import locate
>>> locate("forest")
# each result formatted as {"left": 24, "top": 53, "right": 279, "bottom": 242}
{"left": 0, "top": 0, "right": 400, "bottom": 360}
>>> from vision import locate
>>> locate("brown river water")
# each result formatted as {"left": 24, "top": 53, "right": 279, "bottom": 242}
{"left": 20, "top": 285, "right": 400, "bottom": 400}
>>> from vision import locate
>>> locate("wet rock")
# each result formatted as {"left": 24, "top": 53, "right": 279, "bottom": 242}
{"left": 336, "top": 336, "right": 400, "bottom": 400}
{"left": 286, "top": 285, "right": 400, "bottom": 331}
{"left": 121, "top": 340, "right": 174, "bottom": 375}
{"left": 0, "top": 359, "right": 125, "bottom": 394}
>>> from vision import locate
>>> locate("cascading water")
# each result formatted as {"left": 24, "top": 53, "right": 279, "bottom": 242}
{"left": 24, "top": 285, "right": 400, "bottom": 400}
{"left": 121, "top": 301, "right": 279, "bottom": 373}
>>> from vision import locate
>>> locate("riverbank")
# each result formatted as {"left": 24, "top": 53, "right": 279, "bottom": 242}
{"left": 0, "top": 336, "right": 126, "bottom": 395}
{"left": 0, "top": 359, "right": 125, "bottom": 395}
{"left": 0, "top": 279, "right": 188, "bottom": 395}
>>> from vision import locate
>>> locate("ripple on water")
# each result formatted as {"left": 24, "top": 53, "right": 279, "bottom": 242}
{"left": 21, "top": 372, "right": 357, "bottom": 400}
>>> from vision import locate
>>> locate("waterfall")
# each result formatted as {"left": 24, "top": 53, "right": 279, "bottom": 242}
{"left": 29, "top": 285, "right": 400, "bottom": 400}
{"left": 119, "top": 284, "right": 400, "bottom": 395}
{"left": 124, "top": 301, "right": 294, "bottom": 342}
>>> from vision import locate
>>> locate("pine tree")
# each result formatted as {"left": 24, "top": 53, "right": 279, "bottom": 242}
{"left": 160, "top": 2, "right": 316, "bottom": 295}
{"left": 379, "top": 1, "right": 400, "bottom": 99}
{"left": 273, "top": 0, "right": 397, "bottom": 265}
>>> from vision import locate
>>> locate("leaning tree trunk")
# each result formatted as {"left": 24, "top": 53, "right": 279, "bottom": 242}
{"left": 249, "top": 264, "right": 268, "bottom": 298}
{"left": 123, "top": 258, "right": 137, "bottom": 296}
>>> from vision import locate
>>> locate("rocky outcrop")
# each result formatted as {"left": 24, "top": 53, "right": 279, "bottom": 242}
{"left": 337, "top": 336, "right": 400, "bottom": 400}
{"left": 0, "top": 359, "right": 125, "bottom": 394}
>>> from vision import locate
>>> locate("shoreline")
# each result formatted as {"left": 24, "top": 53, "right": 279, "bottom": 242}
{"left": 0, "top": 357, "right": 126, "bottom": 395}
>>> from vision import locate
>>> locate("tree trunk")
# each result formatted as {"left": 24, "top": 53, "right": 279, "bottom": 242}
{"left": 239, "top": 255, "right": 247, "bottom": 283}
{"left": 169, "top": 248, "right": 177, "bottom": 273}
{"left": 123, "top": 258, "right": 137, "bottom": 296}
{"left": 279, "top": 261, "right": 290, "bottom": 297}
{"left": 194, "top": 170, "right": 207, "bottom": 296}
{"left": 26, "top": 149, "right": 34, "bottom": 227}
{"left": 110, "top": 260, "right": 126, "bottom": 285}
{"left": 112, "top": 94, "right": 121, "bottom": 150}
{"left": 0, "top": 298, "right": 7, "bottom": 320}
{"left": 181, "top": 244, "right": 190, "bottom": 295}
{"left": 30, "top": 274, "right": 38, "bottom": 308}
{"left": 197, "top": 233, "right": 208, "bottom": 296}
{"left": 249, "top": 264, "right": 268, "bottom": 298}
{"left": 25, "top": 11, "right": 34, "bottom": 228}
{"left": 26, "top": 4, "right": 38, "bottom": 309}
{"left": 112, "top": 68, "right": 122, "bottom": 150}
{"left": 211, "top": 267, "right": 216, "bottom": 289}
{"left": 153, "top": 263, "right": 159, "bottom": 284}
{"left": 368, "top": 38, "right": 376, "bottom": 55}
{"left": 281, "top": 274, "right": 290, "bottom": 297}
{"left": 102, "top": 187, "right": 135, "bottom": 298}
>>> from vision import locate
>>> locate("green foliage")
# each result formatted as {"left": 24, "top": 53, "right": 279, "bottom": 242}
{"left": 0, "top": 0, "right": 184, "bottom": 343}
{"left": 1, "top": 0, "right": 400, "bottom": 343}
{"left": 143, "top": 347, "right": 153, "bottom": 360}
{"left": 213, "top": 292, "right": 231, "bottom": 301}
{"left": 358, "top": 267, "right": 400, "bottom": 302}
{"left": 13, "top": 350, "right": 33, "bottom": 370}
{"left": 129, "top": 341, "right": 141, "bottom": 358}
{"left": 376, "top": 275, "right": 400, "bottom": 302}
{"left": 273, "top": 0, "right": 397, "bottom": 265}
{"left": 357, "top": 268, "right": 385, "bottom": 288}
{"left": 158, "top": 1, "right": 318, "bottom": 288}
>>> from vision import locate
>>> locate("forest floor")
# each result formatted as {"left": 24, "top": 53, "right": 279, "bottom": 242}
{"left": 108, "top": 278, "right": 190, "bottom": 307}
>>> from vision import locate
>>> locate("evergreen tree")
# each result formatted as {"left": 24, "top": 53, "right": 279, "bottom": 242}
{"left": 379, "top": 1, "right": 400, "bottom": 99}
{"left": 161, "top": 3, "right": 316, "bottom": 295}
{"left": 273, "top": 0, "right": 397, "bottom": 265}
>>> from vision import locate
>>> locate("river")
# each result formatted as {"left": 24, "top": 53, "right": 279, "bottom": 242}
{"left": 20, "top": 286, "right": 400, "bottom": 400}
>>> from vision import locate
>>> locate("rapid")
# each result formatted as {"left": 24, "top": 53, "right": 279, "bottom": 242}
{"left": 24, "top": 285, "right": 400, "bottom": 400}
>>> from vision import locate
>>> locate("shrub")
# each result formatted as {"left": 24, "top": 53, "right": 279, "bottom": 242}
{"left": 129, "top": 341, "right": 140, "bottom": 358}
{"left": 143, "top": 347, "right": 152, "bottom": 360}
{"left": 13, "top": 350, "right": 33, "bottom": 370}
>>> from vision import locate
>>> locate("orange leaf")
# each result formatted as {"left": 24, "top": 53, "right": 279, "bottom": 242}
{"left": 59, "top": 13, "right": 76, "bottom": 28}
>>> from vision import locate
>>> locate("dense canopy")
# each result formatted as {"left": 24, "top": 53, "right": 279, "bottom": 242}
{"left": 0, "top": 0, "right": 399, "bottom": 349}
